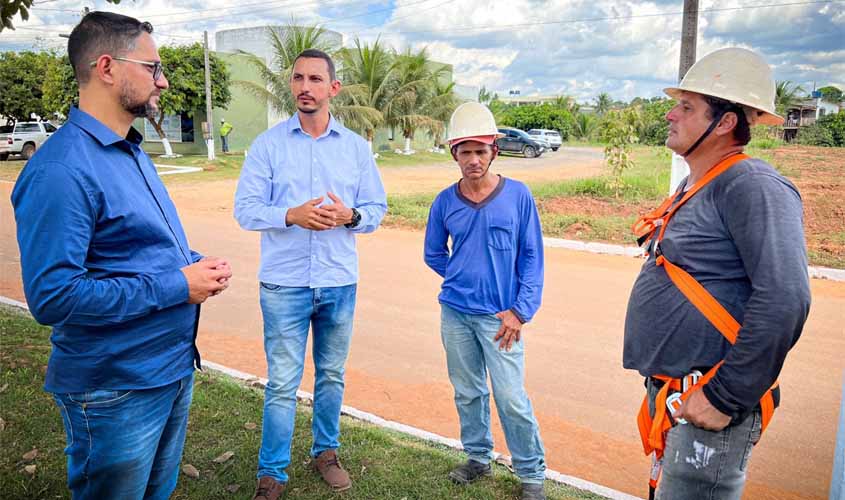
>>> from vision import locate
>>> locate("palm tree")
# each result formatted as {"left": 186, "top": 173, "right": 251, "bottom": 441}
{"left": 234, "top": 24, "right": 335, "bottom": 117}
{"left": 775, "top": 80, "right": 805, "bottom": 116}
{"left": 595, "top": 92, "right": 612, "bottom": 115}
{"left": 387, "top": 47, "right": 453, "bottom": 154}
{"left": 337, "top": 37, "right": 396, "bottom": 151}
{"left": 572, "top": 113, "right": 597, "bottom": 141}
{"left": 478, "top": 85, "right": 498, "bottom": 105}
{"left": 234, "top": 24, "right": 381, "bottom": 134}
{"left": 423, "top": 79, "right": 460, "bottom": 149}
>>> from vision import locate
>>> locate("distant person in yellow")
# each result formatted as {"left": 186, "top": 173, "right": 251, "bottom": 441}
{"left": 220, "top": 117, "right": 233, "bottom": 153}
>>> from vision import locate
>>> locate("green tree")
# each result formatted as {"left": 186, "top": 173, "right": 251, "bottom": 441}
{"left": 572, "top": 113, "right": 597, "bottom": 141}
{"left": 235, "top": 24, "right": 336, "bottom": 117}
{"left": 152, "top": 43, "right": 231, "bottom": 156}
{"left": 423, "top": 79, "right": 460, "bottom": 149}
{"left": 478, "top": 86, "right": 498, "bottom": 105}
{"left": 41, "top": 54, "right": 78, "bottom": 119}
{"left": 594, "top": 92, "right": 612, "bottom": 115}
{"left": 817, "top": 110, "right": 845, "bottom": 146}
{"left": 497, "top": 104, "right": 575, "bottom": 140}
{"left": 338, "top": 37, "right": 397, "bottom": 149}
{"left": 602, "top": 109, "right": 638, "bottom": 197}
{"left": 387, "top": 47, "right": 452, "bottom": 153}
{"left": 0, "top": 50, "right": 53, "bottom": 121}
{"left": 817, "top": 85, "right": 844, "bottom": 102}
{"left": 775, "top": 80, "right": 805, "bottom": 115}
{"left": 236, "top": 25, "right": 382, "bottom": 148}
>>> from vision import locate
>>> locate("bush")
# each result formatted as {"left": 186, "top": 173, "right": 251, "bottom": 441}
{"left": 796, "top": 124, "right": 836, "bottom": 147}
{"left": 497, "top": 104, "right": 575, "bottom": 141}
{"left": 817, "top": 111, "right": 845, "bottom": 147}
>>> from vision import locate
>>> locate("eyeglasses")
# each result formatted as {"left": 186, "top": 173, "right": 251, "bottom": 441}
{"left": 89, "top": 56, "right": 164, "bottom": 82}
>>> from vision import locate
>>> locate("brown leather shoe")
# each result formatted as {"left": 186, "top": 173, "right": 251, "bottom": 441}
{"left": 312, "top": 449, "right": 352, "bottom": 491}
{"left": 253, "top": 476, "right": 286, "bottom": 500}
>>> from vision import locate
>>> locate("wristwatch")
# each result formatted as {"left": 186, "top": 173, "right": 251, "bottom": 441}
{"left": 345, "top": 207, "right": 362, "bottom": 228}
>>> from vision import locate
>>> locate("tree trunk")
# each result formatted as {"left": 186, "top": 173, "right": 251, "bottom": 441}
{"left": 403, "top": 127, "right": 413, "bottom": 155}
{"left": 147, "top": 115, "right": 174, "bottom": 157}
{"left": 366, "top": 129, "right": 374, "bottom": 153}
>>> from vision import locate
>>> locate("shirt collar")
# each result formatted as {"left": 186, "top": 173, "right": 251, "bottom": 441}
{"left": 287, "top": 111, "right": 342, "bottom": 139}
{"left": 68, "top": 106, "right": 144, "bottom": 147}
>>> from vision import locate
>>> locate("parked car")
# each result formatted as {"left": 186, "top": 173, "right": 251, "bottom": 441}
{"left": 0, "top": 121, "right": 58, "bottom": 161}
{"left": 496, "top": 127, "right": 545, "bottom": 158}
{"left": 527, "top": 128, "right": 562, "bottom": 151}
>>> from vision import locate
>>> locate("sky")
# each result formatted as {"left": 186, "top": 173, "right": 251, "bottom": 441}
{"left": 1, "top": 0, "right": 843, "bottom": 104}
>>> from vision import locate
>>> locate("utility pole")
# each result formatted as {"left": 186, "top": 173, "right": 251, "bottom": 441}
{"left": 203, "top": 30, "right": 215, "bottom": 161}
{"left": 669, "top": 0, "right": 699, "bottom": 194}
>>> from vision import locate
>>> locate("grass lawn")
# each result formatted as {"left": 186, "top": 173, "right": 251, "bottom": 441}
{"left": 0, "top": 305, "right": 604, "bottom": 500}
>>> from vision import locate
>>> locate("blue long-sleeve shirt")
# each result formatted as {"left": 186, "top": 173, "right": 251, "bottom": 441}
{"left": 11, "top": 107, "right": 201, "bottom": 394}
{"left": 234, "top": 113, "right": 387, "bottom": 287}
{"left": 424, "top": 177, "right": 544, "bottom": 322}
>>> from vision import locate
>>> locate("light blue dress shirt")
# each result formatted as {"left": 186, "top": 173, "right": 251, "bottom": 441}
{"left": 234, "top": 113, "right": 387, "bottom": 288}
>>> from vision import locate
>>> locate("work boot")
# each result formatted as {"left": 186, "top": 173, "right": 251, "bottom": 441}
{"left": 312, "top": 449, "right": 352, "bottom": 492}
{"left": 448, "top": 459, "right": 492, "bottom": 485}
{"left": 520, "top": 482, "right": 547, "bottom": 500}
{"left": 253, "top": 476, "right": 286, "bottom": 500}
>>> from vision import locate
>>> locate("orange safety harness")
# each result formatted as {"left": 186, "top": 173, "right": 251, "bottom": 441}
{"left": 631, "top": 153, "right": 778, "bottom": 500}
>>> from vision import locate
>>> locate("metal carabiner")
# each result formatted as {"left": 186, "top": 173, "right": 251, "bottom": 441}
{"left": 666, "top": 392, "right": 687, "bottom": 425}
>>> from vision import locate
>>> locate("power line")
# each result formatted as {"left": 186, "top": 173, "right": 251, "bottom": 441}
{"left": 154, "top": 0, "right": 377, "bottom": 26}
{"left": 366, "top": 0, "right": 845, "bottom": 35}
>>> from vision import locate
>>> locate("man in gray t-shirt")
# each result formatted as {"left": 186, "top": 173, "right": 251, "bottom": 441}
{"left": 623, "top": 48, "right": 811, "bottom": 500}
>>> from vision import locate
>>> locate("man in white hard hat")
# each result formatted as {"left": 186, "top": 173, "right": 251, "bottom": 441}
{"left": 424, "top": 102, "right": 547, "bottom": 500}
{"left": 624, "top": 47, "right": 811, "bottom": 499}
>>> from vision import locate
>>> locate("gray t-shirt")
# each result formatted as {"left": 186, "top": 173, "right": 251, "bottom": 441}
{"left": 623, "top": 157, "right": 811, "bottom": 418}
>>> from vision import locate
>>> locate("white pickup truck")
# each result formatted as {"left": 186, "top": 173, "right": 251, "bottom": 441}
{"left": 0, "top": 121, "right": 58, "bottom": 161}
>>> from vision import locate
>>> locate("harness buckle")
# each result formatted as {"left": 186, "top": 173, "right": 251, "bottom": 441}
{"left": 682, "top": 370, "right": 703, "bottom": 393}
{"left": 666, "top": 393, "right": 687, "bottom": 425}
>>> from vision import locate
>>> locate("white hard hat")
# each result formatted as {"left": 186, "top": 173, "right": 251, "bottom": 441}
{"left": 447, "top": 102, "right": 504, "bottom": 146}
{"left": 664, "top": 47, "right": 783, "bottom": 126}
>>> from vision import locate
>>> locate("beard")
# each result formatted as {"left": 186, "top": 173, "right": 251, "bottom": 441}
{"left": 119, "top": 82, "right": 156, "bottom": 118}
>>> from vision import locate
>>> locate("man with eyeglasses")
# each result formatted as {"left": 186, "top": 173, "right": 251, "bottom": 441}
{"left": 12, "top": 11, "right": 232, "bottom": 499}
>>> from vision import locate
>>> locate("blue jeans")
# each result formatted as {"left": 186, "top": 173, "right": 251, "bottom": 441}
{"left": 221, "top": 135, "right": 229, "bottom": 152}
{"left": 258, "top": 283, "right": 357, "bottom": 483}
{"left": 646, "top": 379, "right": 762, "bottom": 500}
{"left": 440, "top": 304, "right": 546, "bottom": 483}
{"left": 52, "top": 373, "right": 194, "bottom": 500}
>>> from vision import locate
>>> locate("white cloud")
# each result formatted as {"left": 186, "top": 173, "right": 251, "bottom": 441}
{"left": 1, "top": 0, "right": 842, "bottom": 102}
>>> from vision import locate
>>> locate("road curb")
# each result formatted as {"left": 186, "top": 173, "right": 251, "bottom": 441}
{"left": 0, "top": 296, "right": 642, "bottom": 500}
{"left": 543, "top": 236, "right": 845, "bottom": 282}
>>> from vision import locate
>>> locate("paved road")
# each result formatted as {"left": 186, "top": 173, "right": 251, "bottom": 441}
{"left": 2, "top": 157, "right": 842, "bottom": 499}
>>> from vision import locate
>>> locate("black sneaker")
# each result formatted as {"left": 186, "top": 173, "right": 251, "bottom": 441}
{"left": 521, "top": 482, "right": 547, "bottom": 500}
{"left": 448, "top": 459, "right": 493, "bottom": 485}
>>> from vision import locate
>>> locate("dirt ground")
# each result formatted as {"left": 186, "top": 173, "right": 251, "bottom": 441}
{"left": 1, "top": 150, "right": 844, "bottom": 499}
{"left": 770, "top": 146, "right": 845, "bottom": 267}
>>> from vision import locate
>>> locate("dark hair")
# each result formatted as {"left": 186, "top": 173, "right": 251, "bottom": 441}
{"left": 68, "top": 11, "right": 153, "bottom": 85}
{"left": 292, "top": 49, "right": 337, "bottom": 81}
{"left": 703, "top": 95, "right": 751, "bottom": 146}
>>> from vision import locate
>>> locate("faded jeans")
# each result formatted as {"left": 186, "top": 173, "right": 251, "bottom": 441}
{"left": 647, "top": 378, "right": 762, "bottom": 500}
{"left": 440, "top": 304, "right": 546, "bottom": 483}
{"left": 257, "top": 283, "right": 357, "bottom": 483}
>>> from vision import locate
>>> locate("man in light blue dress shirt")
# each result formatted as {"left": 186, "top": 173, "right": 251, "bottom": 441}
{"left": 234, "top": 49, "right": 386, "bottom": 499}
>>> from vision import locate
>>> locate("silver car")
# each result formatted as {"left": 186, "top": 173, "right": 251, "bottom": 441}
{"left": 0, "top": 121, "right": 58, "bottom": 161}
{"left": 527, "top": 129, "right": 562, "bottom": 151}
